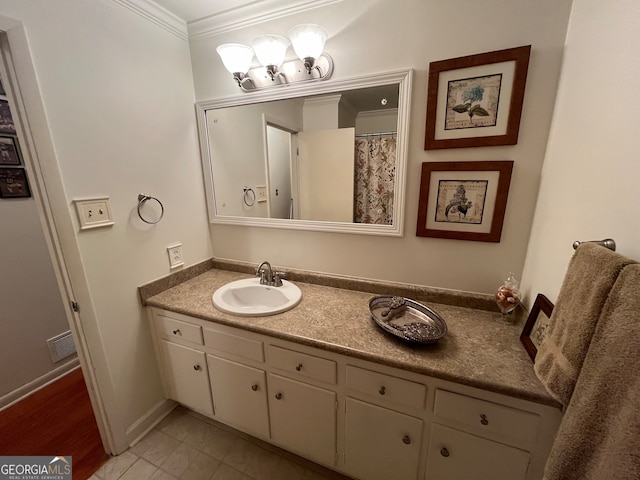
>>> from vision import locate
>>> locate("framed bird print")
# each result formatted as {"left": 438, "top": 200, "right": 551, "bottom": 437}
{"left": 416, "top": 161, "right": 513, "bottom": 242}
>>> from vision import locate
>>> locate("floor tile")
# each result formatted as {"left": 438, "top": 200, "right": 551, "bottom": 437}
{"left": 140, "top": 430, "right": 182, "bottom": 466}
{"left": 94, "top": 451, "right": 138, "bottom": 480}
{"left": 211, "top": 464, "right": 247, "bottom": 480}
{"left": 160, "top": 409, "right": 205, "bottom": 442}
{"left": 222, "top": 438, "right": 260, "bottom": 473}
{"left": 151, "top": 470, "right": 179, "bottom": 480}
{"left": 244, "top": 447, "right": 284, "bottom": 480}
{"left": 179, "top": 452, "right": 221, "bottom": 480}
{"left": 119, "top": 458, "right": 158, "bottom": 480}
{"left": 160, "top": 442, "right": 200, "bottom": 478}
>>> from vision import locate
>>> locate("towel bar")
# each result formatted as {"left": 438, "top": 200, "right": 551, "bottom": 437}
{"left": 572, "top": 238, "right": 616, "bottom": 251}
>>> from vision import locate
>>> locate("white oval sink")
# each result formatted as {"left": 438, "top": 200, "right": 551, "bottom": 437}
{"left": 212, "top": 277, "right": 302, "bottom": 317}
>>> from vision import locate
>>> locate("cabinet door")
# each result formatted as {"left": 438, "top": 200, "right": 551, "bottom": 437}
{"left": 207, "top": 355, "right": 269, "bottom": 438}
{"left": 425, "top": 424, "right": 530, "bottom": 480}
{"left": 267, "top": 373, "right": 336, "bottom": 466}
{"left": 160, "top": 340, "right": 213, "bottom": 416}
{"left": 345, "top": 397, "right": 424, "bottom": 480}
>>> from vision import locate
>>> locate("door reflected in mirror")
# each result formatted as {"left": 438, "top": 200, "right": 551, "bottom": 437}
{"left": 197, "top": 70, "right": 412, "bottom": 236}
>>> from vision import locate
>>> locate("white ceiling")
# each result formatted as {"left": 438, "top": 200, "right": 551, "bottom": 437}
{"left": 153, "top": 0, "right": 258, "bottom": 23}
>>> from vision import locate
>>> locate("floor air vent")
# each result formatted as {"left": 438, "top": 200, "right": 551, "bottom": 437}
{"left": 47, "top": 330, "right": 77, "bottom": 363}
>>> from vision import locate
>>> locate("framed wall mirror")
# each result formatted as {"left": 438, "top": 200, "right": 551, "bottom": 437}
{"left": 196, "top": 69, "right": 412, "bottom": 236}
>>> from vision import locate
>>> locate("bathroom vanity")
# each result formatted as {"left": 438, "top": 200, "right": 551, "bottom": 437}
{"left": 142, "top": 265, "right": 561, "bottom": 480}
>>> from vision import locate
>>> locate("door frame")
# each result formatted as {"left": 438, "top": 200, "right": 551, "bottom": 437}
{"left": 0, "top": 15, "right": 120, "bottom": 454}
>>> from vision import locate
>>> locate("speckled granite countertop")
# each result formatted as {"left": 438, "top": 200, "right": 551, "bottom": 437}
{"left": 141, "top": 262, "right": 558, "bottom": 408}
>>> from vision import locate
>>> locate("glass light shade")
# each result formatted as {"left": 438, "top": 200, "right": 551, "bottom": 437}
{"left": 216, "top": 43, "right": 254, "bottom": 74}
{"left": 251, "top": 35, "right": 289, "bottom": 68}
{"left": 288, "top": 24, "right": 328, "bottom": 61}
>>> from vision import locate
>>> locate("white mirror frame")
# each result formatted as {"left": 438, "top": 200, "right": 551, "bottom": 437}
{"left": 196, "top": 69, "right": 412, "bottom": 236}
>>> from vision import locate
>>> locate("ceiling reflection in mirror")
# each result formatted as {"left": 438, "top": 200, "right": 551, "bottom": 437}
{"left": 197, "top": 70, "right": 412, "bottom": 236}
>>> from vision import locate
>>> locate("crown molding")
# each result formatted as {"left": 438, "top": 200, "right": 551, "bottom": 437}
{"left": 188, "top": 0, "right": 343, "bottom": 40}
{"left": 112, "top": 0, "right": 188, "bottom": 41}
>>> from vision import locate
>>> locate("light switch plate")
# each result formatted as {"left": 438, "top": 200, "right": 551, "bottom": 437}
{"left": 256, "top": 185, "right": 267, "bottom": 203}
{"left": 73, "top": 197, "right": 114, "bottom": 230}
{"left": 167, "top": 244, "right": 184, "bottom": 269}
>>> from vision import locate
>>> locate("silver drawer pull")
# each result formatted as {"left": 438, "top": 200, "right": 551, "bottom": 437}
{"left": 402, "top": 435, "right": 411, "bottom": 445}
{"left": 275, "top": 392, "right": 283, "bottom": 400}
{"left": 251, "top": 384, "right": 259, "bottom": 391}
{"left": 379, "top": 386, "right": 386, "bottom": 395}
{"left": 440, "top": 447, "right": 450, "bottom": 457}
{"left": 295, "top": 363, "right": 303, "bottom": 371}
{"left": 193, "top": 364, "right": 201, "bottom": 371}
{"left": 173, "top": 329, "right": 181, "bottom": 335}
{"left": 480, "top": 414, "right": 489, "bottom": 426}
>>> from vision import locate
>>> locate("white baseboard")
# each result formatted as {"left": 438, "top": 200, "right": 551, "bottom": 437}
{"left": 125, "top": 398, "right": 176, "bottom": 451}
{"left": 0, "top": 358, "right": 80, "bottom": 410}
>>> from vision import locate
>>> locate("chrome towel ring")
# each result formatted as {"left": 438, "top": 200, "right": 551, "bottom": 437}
{"left": 243, "top": 187, "right": 256, "bottom": 207}
{"left": 137, "top": 193, "right": 164, "bottom": 224}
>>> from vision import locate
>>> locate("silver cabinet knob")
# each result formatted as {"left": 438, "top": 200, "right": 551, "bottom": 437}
{"left": 402, "top": 435, "right": 411, "bottom": 445}
{"left": 440, "top": 447, "right": 450, "bottom": 457}
{"left": 251, "top": 384, "right": 258, "bottom": 391}
{"left": 193, "top": 364, "right": 201, "bottom": 371}
{"left": 275, "top": 393, "right": 283, "bottom": 400}
{"left": 173, "top": 329, "right": 181, "bottom": 335}
{"left": 295, "top": 363, "right": 303, "bottom": 371}
{"left": 480, "top": 414, "right": 489, "bottom": 426}
{"left": 379, "top": 386, "right": 386, "bottom": 395}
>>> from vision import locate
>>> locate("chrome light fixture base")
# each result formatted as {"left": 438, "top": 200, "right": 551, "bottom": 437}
{"left": 238, "top": 53, "right": 333, "bottom": 92}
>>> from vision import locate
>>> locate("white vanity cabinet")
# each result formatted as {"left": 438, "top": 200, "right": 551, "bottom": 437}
{"left": 266, "top": 345, "right": 338, "bottom": 466}
{"left": 206, "top": 355, "right": 270, "bottom": 438}
{"left": 344, "top": 365, "right": 426, "bottom": 480}
{"left": 425, "top": 389, "right": 548, "bottom": 480}
{"left": 202, "top": 325, "right": 270, "bottom": 437}
{"left": 268, "top": 373, "right": 337, "bottom": 466}
{"left": 148, "top": 308, "right": 560, "bottom": 480}
{"left": 154, "top": 313, "right": 214, "bottom": 417}
{"left": 426, "top": 424, "right": 530, "bottom": 480}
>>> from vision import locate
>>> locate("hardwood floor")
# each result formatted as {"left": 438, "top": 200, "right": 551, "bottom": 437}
{"left": 0, "top": 367, "right": 109, "bottom": 479}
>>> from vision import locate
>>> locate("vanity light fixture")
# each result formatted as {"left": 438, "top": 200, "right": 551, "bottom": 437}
{"left": 251, "top": 34, "right": 289, "bottom": 81}
{"left": 216, "top": 43, "right": 255, "bottom": 88}
{"left": 216, "top": 24, "right": 333, "bottom": 92}
{"left": 288, "top": 24, "right": 328, "bottom": 73}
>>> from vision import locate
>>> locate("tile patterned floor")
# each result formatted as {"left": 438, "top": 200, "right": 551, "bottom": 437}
{"left": 90, "top": 406, "right": 344, "bottom": 480}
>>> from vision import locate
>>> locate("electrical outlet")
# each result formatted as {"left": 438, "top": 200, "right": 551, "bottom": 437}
{"left": 73, "top": 197, "right": 114, "bottom": 230}
{"left": 167, "top": 244, "right": 184, "bottom": 269}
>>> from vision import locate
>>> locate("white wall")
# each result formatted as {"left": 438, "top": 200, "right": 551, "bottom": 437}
{"left": 190, "top": 0, "right": 573, "bottom": 294}
{"left": 0, "top": 0, "right": 211, "bottom": 450}
{"left": 0, "top": 194, "right": 75, "bottom": 402}
{"left": 521, "top": 1, "right": 640, "bottom": 305}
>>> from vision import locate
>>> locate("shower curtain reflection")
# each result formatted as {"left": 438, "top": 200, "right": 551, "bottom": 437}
{"left": 354, "top": 134, "right": 397, "bottom": 224}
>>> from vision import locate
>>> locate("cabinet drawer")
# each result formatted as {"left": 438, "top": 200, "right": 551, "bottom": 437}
{"left": 426, "top": 423, "right": 530, "bottom": 480}
{"left": 434, "top": 389, "right": 540, "bottom": 444}
{"left": 267, "top": 345, "right": 336, "bottom": 384}
{"left": 346, "top": 365, "right": 426, "bottom": 410}
{"left": 203, "top": 328, "right": 264, "bottom": 362}
{"left": 157, "top": 314, "right": 203, "bottom": 345}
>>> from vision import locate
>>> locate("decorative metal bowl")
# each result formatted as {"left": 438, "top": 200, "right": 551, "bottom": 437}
{"left": 369, "top": 296, "right": 447, "bottom": 344}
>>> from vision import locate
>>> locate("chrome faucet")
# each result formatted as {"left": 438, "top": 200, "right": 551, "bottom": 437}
{"left": 255, "top": 261, "right": 285, "bottom": 287}
{"left": 256, "top": 261, "right": 273, "bottom": 285}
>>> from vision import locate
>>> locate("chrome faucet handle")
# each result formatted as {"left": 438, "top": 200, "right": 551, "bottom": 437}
{"left": 273, "top": 272, "right": 286, "bottom": 287}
